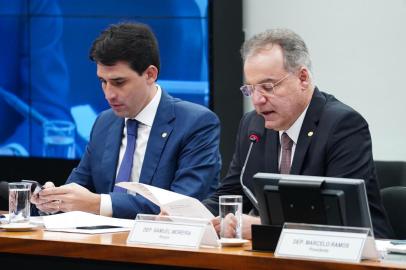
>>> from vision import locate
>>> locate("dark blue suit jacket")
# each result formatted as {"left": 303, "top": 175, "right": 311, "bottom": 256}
{"left": 67, "top": 91, "right": 221, "bottom": 218}
{"left": 204, "top": 88, "right": 394, "bottom": 239}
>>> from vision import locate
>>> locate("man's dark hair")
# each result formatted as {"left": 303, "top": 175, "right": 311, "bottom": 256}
{"left": 89, "top": 22, "right": 160, "bottom": 75}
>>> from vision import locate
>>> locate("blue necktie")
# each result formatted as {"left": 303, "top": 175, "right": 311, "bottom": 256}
{"left": 114, "top": 119, "right": 138, "bottom": 192}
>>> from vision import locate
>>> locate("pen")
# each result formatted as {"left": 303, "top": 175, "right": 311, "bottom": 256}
{"left": 75, "top": 225, "right": 123, "bottom": 230}
{"left": 390, "top": 240, "right": 406, "bottom": 245}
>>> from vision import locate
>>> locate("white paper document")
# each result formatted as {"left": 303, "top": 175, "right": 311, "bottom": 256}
{"left": 378, "top": 240, "right": 406, "bottom": 255}
{"left": 387, "top": 245, "right": 406, "bottom": 254}
{"left": 116, "top": 182, "right": 214, "bottom": 220}
{"left": 42, "top": 211, "right": 134, "bottom": 234}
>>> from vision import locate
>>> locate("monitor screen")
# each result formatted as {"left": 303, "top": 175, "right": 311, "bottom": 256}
{"left": 252, "top": 173, "right": 374, "bottom": 235}
{"left": 0, "top": 0, "right": 209, "bottom": 160}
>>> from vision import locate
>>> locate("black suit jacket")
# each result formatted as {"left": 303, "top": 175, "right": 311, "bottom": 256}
{"left": 204, "top": 88, "right": 394, "bottom": 239}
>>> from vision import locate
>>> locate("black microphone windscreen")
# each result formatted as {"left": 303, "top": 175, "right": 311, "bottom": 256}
{"left": 248, "top": 115, "right": 265, "bottom": 143}
{"left": 0, "top": 181, "right": 9, "bottom": 201}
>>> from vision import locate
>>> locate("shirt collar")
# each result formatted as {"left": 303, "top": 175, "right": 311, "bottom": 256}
{"left": 125, "top": 84, "right": 162, "bottom": 127}
{"left": 279, "top": 104, "right": 309, "bottom": 145}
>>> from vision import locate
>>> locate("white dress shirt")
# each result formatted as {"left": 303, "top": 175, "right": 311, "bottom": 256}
{"left": 278, "top": 105, "right": 309, "bottom": 170}
{"left": 100, "top": 85, "right": 162, "bottom": 216}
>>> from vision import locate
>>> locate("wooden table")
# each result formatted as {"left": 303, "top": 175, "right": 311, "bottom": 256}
{"left": 1, "top": 226, "right": 406, "bottom": 270}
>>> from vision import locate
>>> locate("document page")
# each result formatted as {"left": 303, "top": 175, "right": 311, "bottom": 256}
{"left": 42, "top": 211, "right": 134, "bottom": 234}
{"left": 116, "top": 182, "right": 214, "bottom": 220}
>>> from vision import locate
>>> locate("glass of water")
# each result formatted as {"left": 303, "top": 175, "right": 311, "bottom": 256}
{"left": 219, "top": 195, "right": 243, "bottom": 239}
{"left": 43, "top": 120, "right": 75, "bottom": 159}
{"left": 8, "top": 182, "right": 32, "bottom": 223}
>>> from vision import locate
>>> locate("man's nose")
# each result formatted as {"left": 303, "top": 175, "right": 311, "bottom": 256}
{"left": 104, "top": 84, "right": 116, "bottom": 100}
{"left": 251, "top": 90, "right": 267, "bottom": 106}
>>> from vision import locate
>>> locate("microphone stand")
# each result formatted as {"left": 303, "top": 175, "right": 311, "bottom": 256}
{"left": 240, "top": 138, "right": 259, "bottom": 211}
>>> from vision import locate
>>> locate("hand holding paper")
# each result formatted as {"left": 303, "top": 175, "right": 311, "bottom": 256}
{"left": 116, "top": 182, "right": 214, "bottom": 220}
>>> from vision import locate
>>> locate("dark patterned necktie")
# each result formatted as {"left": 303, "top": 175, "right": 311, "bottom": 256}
{"left": 114, "top": 119, "right": 138, "bottom": 192}
{"left": 280, "top": 132, "right": 293, "bottom": 174}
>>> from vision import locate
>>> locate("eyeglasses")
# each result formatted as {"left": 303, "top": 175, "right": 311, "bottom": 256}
{"left": 240, "top": 74, "right": 290, "bottom": 97}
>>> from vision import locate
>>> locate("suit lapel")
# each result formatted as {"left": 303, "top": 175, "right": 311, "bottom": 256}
{"left": 101, "top": 117, "right": 124, "bottom": 191}
{"left": 264, "top": 128, "right": 279, "bottom": 173}
{"left": 139, "top": 91, "right": 175, "bottom": 185}
{"left": 291, "top": 88, "right": 326, "bottom": 174}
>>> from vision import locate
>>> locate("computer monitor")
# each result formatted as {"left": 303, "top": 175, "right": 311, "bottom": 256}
{"left": 252, "top": 173, "right": 374, "bottom": 235}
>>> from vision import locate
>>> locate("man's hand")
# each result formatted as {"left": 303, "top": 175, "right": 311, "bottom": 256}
{"left": 222, "top": 213, "right": 238, "bottom": 238}
{"left": 211, "top": 216, "right": 221, "bottom": 235}
{"left": 30, "top": 182, "right": 58, "bottom": 213}
{"left": 159, "top": 209, "right": 169, "bottom": 216}
{"left": 36, "top": 183, "right": 101, "bottom": 214}
{"left": 241, "top": 214, "right": 261, "bottom": 240}
{"left": 211, "top": 214, "right": 261, "bottom": 239}
{"left": 211, "top": 214, "right": 238, "bottom": 238}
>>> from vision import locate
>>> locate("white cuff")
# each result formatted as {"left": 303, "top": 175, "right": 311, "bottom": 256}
{"left": 99, "top": 194, "right": 113, "bottom": 217}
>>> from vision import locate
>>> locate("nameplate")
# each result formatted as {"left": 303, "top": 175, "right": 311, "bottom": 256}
{"left": 275, "top": 227, "right": 369, "bottom": 262}
{"left": 127, "top": 219, "right": 207, "bottom": 249}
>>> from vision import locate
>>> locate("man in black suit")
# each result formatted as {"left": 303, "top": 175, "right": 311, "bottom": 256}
{"left": 203, "top": 28, "right": 394, "bottom": 239}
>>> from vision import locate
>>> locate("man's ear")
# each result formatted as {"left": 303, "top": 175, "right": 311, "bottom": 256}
{"left": 298, "top": 67, "right": 310, "bottom": 89}
{"left": 144, "top": 65, "right": 159, "bottom": 84}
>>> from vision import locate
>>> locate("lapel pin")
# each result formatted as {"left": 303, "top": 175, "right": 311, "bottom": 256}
{"left": 161, "top": 132, "right": 168, "bottom": 138}
{"left": 308, "top": 131, "right": 314, "bottom": 137}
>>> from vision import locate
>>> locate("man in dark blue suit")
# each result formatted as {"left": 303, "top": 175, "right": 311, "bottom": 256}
{"left": 203, "top": 28, "right": 394, "bottom": 239}
{"left": 32, "top": 22, "right": 221, "bottom": 218}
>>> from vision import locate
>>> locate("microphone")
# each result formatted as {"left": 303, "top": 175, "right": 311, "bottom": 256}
{"left": 240, "top": 116, "right": 265, "bottom": 211}
{"left": 0, "top": 181, "right": 9, "bottom": 201}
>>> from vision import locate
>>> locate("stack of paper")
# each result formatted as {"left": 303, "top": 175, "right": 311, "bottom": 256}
{"left": 42, "top": 211, "right": 134, "bottom": 234}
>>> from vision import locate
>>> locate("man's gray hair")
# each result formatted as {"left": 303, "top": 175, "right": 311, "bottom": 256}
{"left": 241, "top": 28, "right": 312, "bottom": 73}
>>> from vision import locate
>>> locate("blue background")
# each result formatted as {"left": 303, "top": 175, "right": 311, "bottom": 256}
{"left": 0, "top": 0, "right": 209, "bottom": 159}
